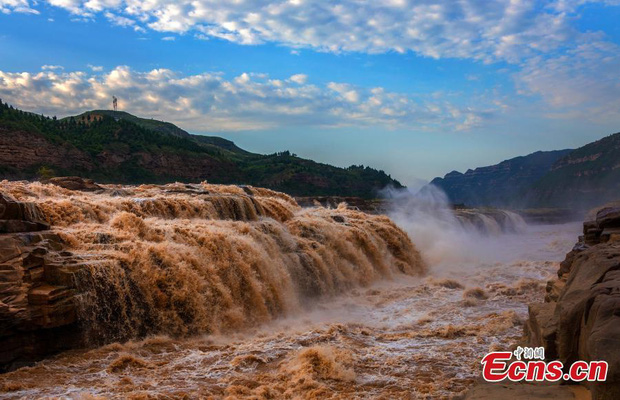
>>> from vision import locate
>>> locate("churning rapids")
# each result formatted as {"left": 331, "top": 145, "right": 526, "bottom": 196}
{"left": 0, "top": 181, "right": 580, "bottom": 399}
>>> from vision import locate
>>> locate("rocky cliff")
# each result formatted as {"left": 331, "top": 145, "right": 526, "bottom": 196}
{"left": 430, "top": 150, "right": 572, "bottom": 207}
{"left": 526, "top": 206, "right": 620, "bottom": 399}
{"left": 0, "top": 192, "right": 89, "bottom": 371}
{"left": 431, "top": 131, "right": 620, "bottom": 210}
{"left": 0, "top": 128, "right": 93, "bottom": 173}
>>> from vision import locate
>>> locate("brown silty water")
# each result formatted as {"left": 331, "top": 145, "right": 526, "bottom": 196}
{"left": 0, "top": 181, "right": 580, "bottom": 399}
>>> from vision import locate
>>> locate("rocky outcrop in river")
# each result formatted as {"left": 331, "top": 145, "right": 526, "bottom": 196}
{"left": 526, "top": 206, "right": 620, "bottom": 399}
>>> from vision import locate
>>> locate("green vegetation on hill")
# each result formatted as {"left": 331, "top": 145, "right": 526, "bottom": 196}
{"left": 0, "top": 100, "right": 403, "bottom": 198}
{"left": 525, "top": 132, "right": 620, "bottom": 208}
{"left": 68, "top": 110, "right": 191, "bottom": 138}
{"left": 0, "top": 103, "right": 220, "bottom": 157}
{"left": 242, "top": 154, "right": 399, "bottom": 198}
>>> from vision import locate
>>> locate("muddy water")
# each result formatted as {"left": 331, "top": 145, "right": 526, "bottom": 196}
{"left": 1, "top": 181, "right": 424, "bottom": 343}
{"left": 0, "top": 211, "right": 579, "bottom": 400}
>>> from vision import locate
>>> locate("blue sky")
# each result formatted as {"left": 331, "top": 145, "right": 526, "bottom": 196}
{"left": 1, "top": 1, "right": 620, "bottom": 184}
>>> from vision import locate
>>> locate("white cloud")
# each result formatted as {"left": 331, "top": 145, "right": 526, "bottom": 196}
{"left": 288, "top": 74, "right": 307, "bottom": 84}
{"left": 42, "top": 65, "right": 65, "bottom": 70}
{"left": 515, "top": 36, "right": 620, "bottom": 121}
{"left": 0, "top": 66, "right": 497, "bottom": 132}
{"left": 45, "top": 0, "right": 89, "bottom": 16}
{"left": 87, "top": 64, "right": 104, "bottom": 71}
{"left": 0, "top": 0, "right": 38, "bottom": 14}
{"left": 328, "top": 83, "right": 360, "bottom": 103}
{"left": 0, "top": 0, "right": 610, "bottom": 63}
{"left": 161, "top": 36, "right": 176, "bottom": 41}
{"left": 104, "top": 11, "right": 144, "bottom": 31}
{"left": 551, "top": 0, "right": 620, "bottom": 12}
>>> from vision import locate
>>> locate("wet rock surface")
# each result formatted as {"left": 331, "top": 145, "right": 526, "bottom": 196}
{"left": 45, "top": 176, "right": 103, "bottom": 192}
{"left": 0, "top": 193, "right": 49, "bottom": 233}
{"left": 0, "top": 196, "right": 87, "bottom": 371}
{"left": 526, "top": 206, "right": 620, "bottom": 400}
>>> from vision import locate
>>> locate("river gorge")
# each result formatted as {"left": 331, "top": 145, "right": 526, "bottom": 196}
{"left": 0, "top": 180, "right": 605, "bottom": 399}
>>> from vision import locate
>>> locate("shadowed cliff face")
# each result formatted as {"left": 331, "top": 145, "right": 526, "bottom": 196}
{"left": 0, "top": 181, "right": 425, "bottom": 369}
{"left": 430, "top": 131, "right": 620, "bottom": 210}
{"left": 430, "top": 150, "right": 573, "bottom": 207}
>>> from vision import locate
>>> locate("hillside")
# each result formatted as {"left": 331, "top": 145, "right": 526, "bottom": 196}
{"left": 0, "top": 101, "right": 402, "bottom": 197}
{"left": 70, "top": 110, "right": 251, "bottom": 156}
{"left": 430, "top": 132, "right": 620, "bottom": 210}
{"left": 525, "top": 132, "right": 620, "bottom": 208}
{"left": 68, "top": 110, "right": 192, "bottom": 138}
{"left": 430, "top": 149, "right": 572, "bottom": 207}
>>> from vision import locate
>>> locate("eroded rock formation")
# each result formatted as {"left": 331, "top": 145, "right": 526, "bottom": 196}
{"left": 0, "top": 193, "right": 89, "bottom": 370}
{"left": 526, "top": 206, "right": 620, "bottom": 400}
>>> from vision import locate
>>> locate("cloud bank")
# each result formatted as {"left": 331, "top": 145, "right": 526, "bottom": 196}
{"left": 0, "top": 0, "right": 598, "bottom": 61}
{"left": 0, "top": 67, "right": 496, "bottom": 132}
{"left": 0, "top": 1, "right": 616, "bottom": 61}
{"left": 516, "top": 37, "right": 620, "bottom": 121}
{"left": 1, "top": 0, "right": 619, "bottom": 127}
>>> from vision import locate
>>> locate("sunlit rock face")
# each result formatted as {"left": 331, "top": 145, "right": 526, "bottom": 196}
{"left": 0, "top": 180, "right": 425, "bottom": 370}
